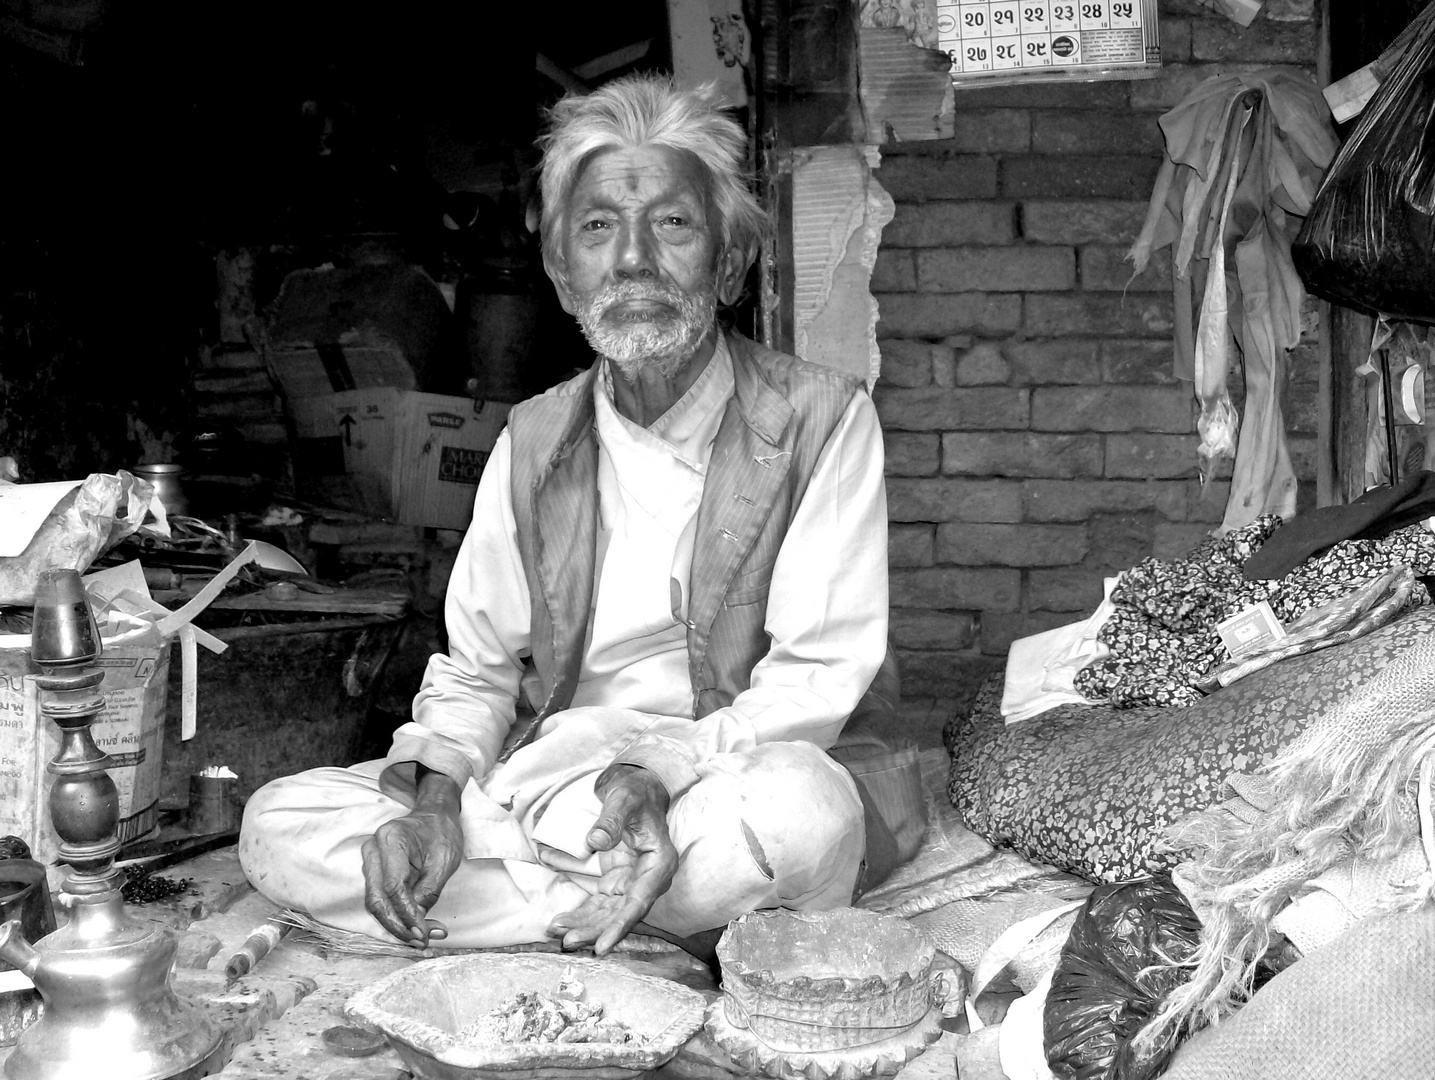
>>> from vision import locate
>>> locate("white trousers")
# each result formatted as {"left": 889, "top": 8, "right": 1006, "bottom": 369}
{"left": 238, "top": 740, "right": 865, "bottom": 947}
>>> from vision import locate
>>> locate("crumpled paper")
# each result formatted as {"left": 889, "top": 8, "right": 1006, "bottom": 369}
{"left": 1204, "top": 0, "right": 1262, "bottom": 28}
{"left": 0, "top": 470, "right": 167, "bottom": 607}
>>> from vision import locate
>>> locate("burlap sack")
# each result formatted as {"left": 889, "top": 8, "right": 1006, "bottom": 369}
{"left": 1163, "top": 905, "right": 1435, "bottom": 1080}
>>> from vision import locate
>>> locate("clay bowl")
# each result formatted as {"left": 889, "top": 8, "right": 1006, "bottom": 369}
{"left": 715, "top": 908, "right": 937, "bottom": 1052}
{"left": 344, "top": 953, "right": 708, "bottom": 1080}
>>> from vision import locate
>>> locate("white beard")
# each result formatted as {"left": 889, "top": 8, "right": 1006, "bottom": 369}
{"left": 574, "top": 280, "right": 717, "bottom": 380}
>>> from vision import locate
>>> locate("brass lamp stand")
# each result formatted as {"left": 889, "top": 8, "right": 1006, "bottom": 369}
{"left": 0, "top": 570, "right": 220, "bottom": 1080}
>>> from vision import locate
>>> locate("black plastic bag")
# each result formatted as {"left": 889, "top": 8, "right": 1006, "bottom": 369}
{"left": 1293, "top": 1, "right": 1435, "bottom": 323}
{"left": 1043, "top": 876, "right": 1202, "bottom": 1080}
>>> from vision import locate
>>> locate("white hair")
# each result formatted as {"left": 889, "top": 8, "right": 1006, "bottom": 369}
{"left": 537, "top": 75, "right": 769, "bottom": 275}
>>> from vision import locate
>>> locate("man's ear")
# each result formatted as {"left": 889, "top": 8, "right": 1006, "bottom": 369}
{"left": 716, "top": 244, "right": 752, "bottom": 306}
{"left": 543, "top": 246, "right": 578, "bottom": 315}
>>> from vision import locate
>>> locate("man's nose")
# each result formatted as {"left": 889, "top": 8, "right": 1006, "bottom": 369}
{"left": 614, "top": 223, "right": 657, "bottom": 279}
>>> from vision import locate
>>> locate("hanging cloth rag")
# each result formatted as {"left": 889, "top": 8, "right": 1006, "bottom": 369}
{"left": 1130, "top": 71, "right": 1338, "bottom": 535}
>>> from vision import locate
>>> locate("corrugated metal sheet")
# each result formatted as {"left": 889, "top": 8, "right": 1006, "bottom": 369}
{"left": 790, "top": 145, "right": 892, "bottom": 382}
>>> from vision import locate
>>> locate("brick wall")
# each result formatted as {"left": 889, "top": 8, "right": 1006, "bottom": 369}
{"left": 871, "top": 0, "right": 1323, "bottom": 724}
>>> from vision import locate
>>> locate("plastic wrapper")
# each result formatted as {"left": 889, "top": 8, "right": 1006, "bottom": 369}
{"left": 1043, "top": 876, "right": 1202, "bottom": 1080}
{"left": 0, "top": 471, "right": 164, "bottom": 607}
{"left": 1293, "top": 1, "right": 1435, "bottom": 323}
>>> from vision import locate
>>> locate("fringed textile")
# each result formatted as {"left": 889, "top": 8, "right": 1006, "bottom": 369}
{"left": 1136, "top": 632, "right": 1435, "bottom": 1055}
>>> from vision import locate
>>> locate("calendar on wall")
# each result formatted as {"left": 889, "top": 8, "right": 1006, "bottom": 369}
{"left": 936, "top": 0, "right": 1160, "bottom": 85}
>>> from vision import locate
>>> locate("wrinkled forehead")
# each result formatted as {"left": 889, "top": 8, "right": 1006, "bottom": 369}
{"left": 564, "top": 143, "right": 719, "bottom": 215}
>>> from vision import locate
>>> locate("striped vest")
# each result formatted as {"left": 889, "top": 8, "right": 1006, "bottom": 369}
{"left": 505, "top": 332, "right": 862, "bottom": 740}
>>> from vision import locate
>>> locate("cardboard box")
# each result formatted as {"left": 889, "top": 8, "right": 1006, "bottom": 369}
{"left": 291, "top": 390, "right": 509, "bottom": 531}
{"left": 268, "top": 344, "right": 418, "bottom": 401}
{"left": 0, "top": 632, "right": 171, "bottom": 867}
{"left": 0, "top": 550, "right": 246, "bottom": 878}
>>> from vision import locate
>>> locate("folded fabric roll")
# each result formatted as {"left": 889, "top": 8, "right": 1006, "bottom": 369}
{"left": 1242, "top": 470, "right": 1435, "bottom": 579}
{"left": 1197, "top": 563, "right": 1416, "bottom": 691}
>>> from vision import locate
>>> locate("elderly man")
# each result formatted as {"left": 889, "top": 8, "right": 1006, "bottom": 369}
{"left": 239, "top": 74, "right": 888, "bottom": 956}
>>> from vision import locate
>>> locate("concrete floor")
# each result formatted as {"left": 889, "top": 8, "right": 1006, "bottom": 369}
{"left": 1, "top": 847, "right": 964, "bottom": 1080}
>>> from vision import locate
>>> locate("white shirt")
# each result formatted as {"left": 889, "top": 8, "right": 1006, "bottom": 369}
{"left": 399, "top": 338, "right": 889, "bottom": 800}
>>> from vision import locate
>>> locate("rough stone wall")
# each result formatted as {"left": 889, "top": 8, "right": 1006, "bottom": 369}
{"left": 870, "top": 0, "right": 1323, "bottom": 724}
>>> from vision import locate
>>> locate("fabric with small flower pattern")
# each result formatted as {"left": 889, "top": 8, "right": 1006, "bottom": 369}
{"left": 1071, "top": 515, "right": 1435, "bottom": 708}
{"left": 945, "top": 605, "right": 1435, "bottom": 883}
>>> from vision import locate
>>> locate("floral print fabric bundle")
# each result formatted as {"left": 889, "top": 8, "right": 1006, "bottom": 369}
{"left": 945, "top": 606, "right": 1435, "bottom": 883}
{"left": 1072, "top": 516, "right": 1435, "bottom": 708}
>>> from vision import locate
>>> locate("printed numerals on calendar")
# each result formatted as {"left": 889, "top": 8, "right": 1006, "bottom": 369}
{"left": 937, "top": 0, "right": 1153, "bottom": 79}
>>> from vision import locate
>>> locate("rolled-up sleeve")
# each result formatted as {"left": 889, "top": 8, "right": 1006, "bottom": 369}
{"left": 614, "top": 390, "right": 889, "bottom": 797}
{"left": 381, "top": 430, "right": 529, "bottom": 800}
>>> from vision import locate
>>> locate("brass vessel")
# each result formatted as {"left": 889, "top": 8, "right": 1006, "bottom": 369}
{"left": 0, "top": 570, "right": 221, "bottom": 1080}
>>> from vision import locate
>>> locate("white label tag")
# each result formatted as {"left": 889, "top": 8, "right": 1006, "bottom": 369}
{"left": 1217, "top": 601, "right": 1286, "bottom": 659}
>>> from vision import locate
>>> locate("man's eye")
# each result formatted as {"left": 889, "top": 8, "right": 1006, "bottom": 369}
{"left": 581, "top": 219, "right": 610, "bottom": 232}
{"left": 662, "top": 216, "right": 688, "bottom": 227}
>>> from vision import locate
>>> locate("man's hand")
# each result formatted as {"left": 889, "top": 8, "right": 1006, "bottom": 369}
{"left": 360, "top": 765, "right": 464, "bottom": 946}
{"left": 544, "top": 764, "right": 678, "bottom": 956}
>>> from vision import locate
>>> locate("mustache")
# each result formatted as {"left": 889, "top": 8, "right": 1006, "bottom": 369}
{"left": 589, "top": 280, "right": 689, "bottom": 311}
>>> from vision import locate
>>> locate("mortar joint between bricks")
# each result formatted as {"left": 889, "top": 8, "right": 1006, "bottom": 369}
{"left": 1013, "top": 202, "right": 1024, "bottom": 240}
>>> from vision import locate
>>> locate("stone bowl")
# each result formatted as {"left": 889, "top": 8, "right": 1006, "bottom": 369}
{"left": 344, "top": 953, "right": 708, "bottom": 1080}
{"left": 714, "top": 908, "right": 937, "bottom": 1052}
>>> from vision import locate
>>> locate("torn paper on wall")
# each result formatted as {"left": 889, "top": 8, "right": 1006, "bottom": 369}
{"left": 667, "top": 0, "right": 749, "bottom": 105}
{"left": 858, "top": 0, "right": 940, "bottom": 47}
{"left": 1204, "top": 0, "right": 1262, "bottom": 28}
{"left": 859, "top": 27, "right": 956, "bottom": 143}
{"left": 791, "top": 145, "right": 895, "bottom": 385}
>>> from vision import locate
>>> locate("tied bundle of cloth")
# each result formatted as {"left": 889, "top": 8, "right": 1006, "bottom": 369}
{"left": 1129, "top": 71, "right": 1337, "bottom": 536}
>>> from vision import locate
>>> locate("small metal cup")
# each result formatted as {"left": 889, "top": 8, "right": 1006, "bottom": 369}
{"left": 188, "top": 774, "right": 240, "bottom": 835}
{"left": 30, "top": 569, "right": 100, "bottom": 667}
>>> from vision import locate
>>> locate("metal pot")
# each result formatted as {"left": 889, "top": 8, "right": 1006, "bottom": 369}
{"left": 130, "top": 463, "right": 189, "bottom": 519}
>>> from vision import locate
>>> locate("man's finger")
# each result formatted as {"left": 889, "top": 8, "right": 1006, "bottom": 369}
{"left": 552, "top": 915, "right": 599, "bottom": 950}
{"left": 586, "top": 813, "right": 628, "bottom": 851}
{"left": 593, "top": 896, "right": 647, "bottom": 956}
{"left": 594, "top": 924, "right": 626, "bottom": 956}
{"left": 361, "top": 839, "right": 416, "bottom": 942}
{"left": 549, "top": 899, "right": 615, "bottom": 949}
{"left": 548, "top": 902, "right": 601, "bottom": 940}
{"left": 374, "top": 832, "right": 430, "bottom": 941}
{"left": 410, "top": 859, "right": 452, "bottom": 912}
{"left": 588, "top": 786, "right": 641, "bottom": 851}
